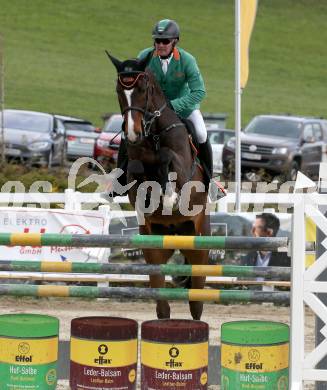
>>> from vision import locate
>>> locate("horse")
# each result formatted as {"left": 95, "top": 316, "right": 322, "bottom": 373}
{"left": 107, "top": 52, "right": 210, "bottom": 320}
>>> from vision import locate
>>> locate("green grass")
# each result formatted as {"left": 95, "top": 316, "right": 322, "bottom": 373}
{"left": 0, "top": 162, "right": 98, "bottom": 193}
{"left": 0, "top": 0, "right": 326, "bottom": 128}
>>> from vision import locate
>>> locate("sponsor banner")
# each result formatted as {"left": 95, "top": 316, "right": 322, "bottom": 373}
{"left": 0, "top": 208, "right": 109, "bottom": 262}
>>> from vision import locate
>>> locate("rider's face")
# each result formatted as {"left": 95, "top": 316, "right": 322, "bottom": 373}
{"left": 154, "top": 39, "right": 175, "bottom": 57}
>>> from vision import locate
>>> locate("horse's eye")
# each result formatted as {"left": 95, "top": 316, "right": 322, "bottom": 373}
{"left": 139, "top": 85, "right": 146, "bottom": 93}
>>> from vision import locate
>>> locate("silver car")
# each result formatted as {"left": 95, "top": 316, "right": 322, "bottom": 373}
{"left": 0, "top": 109, "right": 65, "bottom": 167}
{"left": 54, "top": 114, "right": 99, "bottom": 160}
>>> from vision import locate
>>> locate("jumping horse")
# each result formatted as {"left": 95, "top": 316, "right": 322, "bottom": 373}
{"left": 107, "top": 52, "right": 210, "bottom": 320}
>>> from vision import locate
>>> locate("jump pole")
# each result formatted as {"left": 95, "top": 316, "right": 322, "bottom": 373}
{"left": 0, "top": 272, "right": 291, "bottom": 287}
{"left": 0, "top": 261, "right": 291, "bottom": 279}
{"left": 0, "top": 233, "right": 290, "bottom": 250}
{"left": 0, "top": 284, "right": 290, "bottom": 304}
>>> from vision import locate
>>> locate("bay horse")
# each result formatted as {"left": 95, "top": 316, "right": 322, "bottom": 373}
{"left": 107, "top": 52, "right": 210, "bottom": 320}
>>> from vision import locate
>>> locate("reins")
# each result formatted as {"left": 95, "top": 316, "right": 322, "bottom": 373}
{"left": 118, "top": 71, "right": 181, "bottom": 138}
{"left": 117, "top": 69, "right": 199, "bottom": 182}
{"left": 119, "top": 71, "right": 167, "bottom": 137}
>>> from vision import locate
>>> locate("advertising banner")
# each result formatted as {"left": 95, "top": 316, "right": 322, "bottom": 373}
{"left": 0, "top": 208, "right": 110, "bottom": 262}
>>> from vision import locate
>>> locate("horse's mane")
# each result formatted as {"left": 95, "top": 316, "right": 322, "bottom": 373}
{"left": 145, "top": 67, "right": 170, "bottom": 106}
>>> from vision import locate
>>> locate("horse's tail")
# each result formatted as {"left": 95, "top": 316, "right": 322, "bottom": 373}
{"left": 171, "top": 275, "right": 192, "bottom": 288}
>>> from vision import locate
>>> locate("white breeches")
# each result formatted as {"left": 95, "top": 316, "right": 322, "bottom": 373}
{"left": 187, "top": 109, "right": 207, "bottom": 144}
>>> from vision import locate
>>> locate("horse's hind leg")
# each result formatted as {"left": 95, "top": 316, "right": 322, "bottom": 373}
{"left": 142, "top": 248, "right": 174, "bottom": 319}
{"left": 189, "top": 274, "right": 206, "bottom": 320}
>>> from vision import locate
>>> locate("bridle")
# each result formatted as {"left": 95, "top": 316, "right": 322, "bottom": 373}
{"left": 117, "top": 70, "right": 198, "bottom": 183}
{"left": 118, "top": 71, "right": 167, "bottom": 138}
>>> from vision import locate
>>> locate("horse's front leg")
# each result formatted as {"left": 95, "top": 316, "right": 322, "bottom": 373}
{"left": 189, "top": 275, "right": 206, "bottom": 320}
{"left": 142, "top": 248, "right": 174, "bottom": 319}
{"left": 157, "top": 148, "right": 173, "bottom": 190}
{"left": 187, "top": 213, "right": 211, "bottom": 320}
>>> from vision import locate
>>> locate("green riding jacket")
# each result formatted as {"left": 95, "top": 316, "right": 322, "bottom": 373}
{"left": 138, "top": 47, "right": 206, "bottom": 119}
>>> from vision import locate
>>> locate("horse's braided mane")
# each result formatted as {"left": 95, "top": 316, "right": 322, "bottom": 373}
{"left": 145, "top": 68, "right": 169, "bottom": 105}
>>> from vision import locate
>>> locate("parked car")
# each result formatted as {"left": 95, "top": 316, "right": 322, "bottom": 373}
{"left": 54, "top": 114, "right": 99, "bottom": 160}
{"left": 203, "top": 112, "right": 228, "bottom": 129}
{"left": 207, "top": 125, "right": 234, "bottom": 174}
{"left": 94, "top": 114, "right": 123, "bottom": 167}
{"left": 222, "top": 114, "right": 327, "bottom": 181}
{"left": 1, "top": 109, "right": 65, "bottom": 167}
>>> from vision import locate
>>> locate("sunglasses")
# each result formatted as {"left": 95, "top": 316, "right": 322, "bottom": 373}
{"left": 154, "top": 38, "right": 172, "bottom": 45}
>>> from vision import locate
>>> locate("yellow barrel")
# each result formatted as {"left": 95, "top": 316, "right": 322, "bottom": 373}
{"left": 141, "top": 319, "right": 209, "bottom": 389}
{"left": 70, "top": 316, "right": 138, "bottom": 390}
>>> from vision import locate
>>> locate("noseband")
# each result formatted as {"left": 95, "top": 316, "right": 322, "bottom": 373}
{"left": 118, "top": 71, "right": 167, "bottom": 137}
{"left": 117, "top": 70, "right": 198, "bottom": 186}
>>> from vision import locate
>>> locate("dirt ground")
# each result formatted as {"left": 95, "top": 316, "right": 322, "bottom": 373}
{"left": 0, "top": 297, "right": 315, "bottom": 389}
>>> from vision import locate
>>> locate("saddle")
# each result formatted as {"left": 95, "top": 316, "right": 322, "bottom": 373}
{"left": 180, "top": 118, "right": 200, "bottom": 151}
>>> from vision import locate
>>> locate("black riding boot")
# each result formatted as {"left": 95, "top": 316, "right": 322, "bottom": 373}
{"left": 102, "top": 138, "right": 128, "bottom": 199}
{"left": 198, "top": 138, "right": 213, "bottom": 190}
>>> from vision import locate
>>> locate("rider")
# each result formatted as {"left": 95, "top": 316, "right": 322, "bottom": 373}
{"left": 106, "top": 18, "right": 213, "bottom": 198}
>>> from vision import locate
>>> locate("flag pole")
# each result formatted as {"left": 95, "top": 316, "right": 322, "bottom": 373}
{"left": 235, "top": 0, "right": 242, "bottom": 212}
{"left": 0, "top": 33, "right": 5, "bottom": 167}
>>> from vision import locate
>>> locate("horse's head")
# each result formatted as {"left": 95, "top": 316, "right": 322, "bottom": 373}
{"left": 106, "top": 51, "right": 161, "bottom": 144}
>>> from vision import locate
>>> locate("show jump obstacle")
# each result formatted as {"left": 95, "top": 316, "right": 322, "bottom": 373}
{"left": 0, "top": 232, "right": 289, "bottom": 250}
{"left": 290, "top": 193, "right": 327, "bottom": 388}
{"left": 1, "top": 190, "right": 327, "bottom": 389}
{"left": 0, "top": 233, "right": 292, "bottom": 305}
{"left": 0, "top": 261, "right": 291, "bottom": 279}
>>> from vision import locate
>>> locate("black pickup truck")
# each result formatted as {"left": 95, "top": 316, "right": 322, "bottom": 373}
{"left": 222, "top": 115, "right": 327, "bottom": 181}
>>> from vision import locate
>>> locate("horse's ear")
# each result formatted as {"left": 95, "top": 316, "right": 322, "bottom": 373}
{"left": 138, "top": 50, "right": 153, "bottom": 71}
{"left": 105, "top": 50, "right": 122, "bottom": 72}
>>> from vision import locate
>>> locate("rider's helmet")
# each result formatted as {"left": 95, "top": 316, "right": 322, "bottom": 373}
{"left": 152, "top": 19, "right": 180, "bottom": 40}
